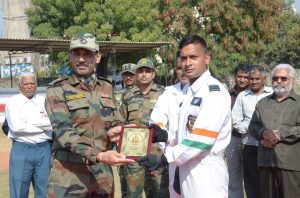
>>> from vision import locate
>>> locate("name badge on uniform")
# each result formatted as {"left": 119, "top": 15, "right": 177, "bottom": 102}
{"left": 186, "top": 115, "right": 197, "bottom": 133}
{"left": 191, "top": 97, "right": 202, "bottom": 106}
{"left": 65, "top": 93, "right": 86, "bottom": 101}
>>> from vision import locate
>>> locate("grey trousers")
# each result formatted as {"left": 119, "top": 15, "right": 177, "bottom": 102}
{"left": 225, "top": 135, "right": 244, "bottom": 198}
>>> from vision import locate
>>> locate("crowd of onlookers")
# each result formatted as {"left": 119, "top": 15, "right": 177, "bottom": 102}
{"left": 1, "top": 32, "right": 299, "bottom": 198}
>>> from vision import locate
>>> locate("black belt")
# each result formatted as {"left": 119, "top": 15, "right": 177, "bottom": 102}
{"left": 54, "top": 150, "right": 94, "bottom": 166}
{"left": 232, "top": 130, "right": 241, "bottom": 137}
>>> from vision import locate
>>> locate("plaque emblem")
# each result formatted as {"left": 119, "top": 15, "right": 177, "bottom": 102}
{"left": 186, "top": 115, "right": 197, "bottom": 133}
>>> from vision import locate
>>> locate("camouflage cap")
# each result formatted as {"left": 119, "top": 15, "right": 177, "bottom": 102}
{"left": 136, "top": 58, "right": 155, "bottom": 70}
{"left": 121, "top": 63, "right": 136, "bottom": 74}
{"left": 70, "top": 32, "right": 99, "bottom": 52}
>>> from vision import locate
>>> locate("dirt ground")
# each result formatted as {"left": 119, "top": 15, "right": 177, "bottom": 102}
{"left": 0, "top": 131, "right": 123, "bottom": 198}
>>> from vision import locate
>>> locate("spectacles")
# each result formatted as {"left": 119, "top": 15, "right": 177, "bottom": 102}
{"left": 272, "top": 76, "right": 290, "bottom": 82}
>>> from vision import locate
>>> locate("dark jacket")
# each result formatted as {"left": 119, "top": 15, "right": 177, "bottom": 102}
{"left": 2, "top": 118, "right": 9, "bottom": 136}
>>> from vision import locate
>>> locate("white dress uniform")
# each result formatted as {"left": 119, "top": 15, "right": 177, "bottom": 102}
{"left": 164, "top": 70, "right": 232, "bottom": 198}
{"left": 150, "top": 82, "right": 187, "bottom": 198}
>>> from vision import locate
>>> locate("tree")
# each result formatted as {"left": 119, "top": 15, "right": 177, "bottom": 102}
{"left": 27, "top": 0, "right": 167, "bottom": 73}
{"left": 27, "top": 0, "right": 295, "bottom": 79}
{"left": 264, "top": 9, "right": 300, "bottom": 68}
{"left": 158, "top": 0, "right": 286, "bottom": 78}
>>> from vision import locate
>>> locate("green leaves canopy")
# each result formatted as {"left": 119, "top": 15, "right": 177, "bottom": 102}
{"left": 27, "top": 0, "right": 299, "bottom": 79}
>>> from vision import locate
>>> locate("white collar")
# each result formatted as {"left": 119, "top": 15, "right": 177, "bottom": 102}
{"left": 18, "top": 93, "right": 38, "bottom": 105}
{"left": 188, "top": 69, "right": 211, "bottom": 94}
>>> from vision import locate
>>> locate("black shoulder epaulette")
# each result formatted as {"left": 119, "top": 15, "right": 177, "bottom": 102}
{"left": 47, "top": 76, "right": 69, "bottom": 88}
{"left": 209, "top": 84, "right": 220, "bottom": 92}
{"left": 96, "top": 75, "right": 112, "bottom": 85}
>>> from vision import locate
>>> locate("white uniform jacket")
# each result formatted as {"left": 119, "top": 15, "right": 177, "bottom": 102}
{"left": 165, "top": 70, "right": 232, "bottom": 197}
{"left": 150, "top": 82, "right": 187, "bottom": 198}
{"left": 150, "top": 82, "right": 187, "bottom": 149}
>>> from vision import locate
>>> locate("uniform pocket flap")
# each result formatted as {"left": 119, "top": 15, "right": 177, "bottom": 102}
{"left": 100, "top": 96, "right": 116, "bottom": 109}
{"left": 128, "top": 103, "right": 139, "bottom": 111}
{"left": 67, "top": 98, "right": 89, "bottom": 110}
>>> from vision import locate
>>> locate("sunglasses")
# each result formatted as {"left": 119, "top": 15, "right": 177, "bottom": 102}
{"left": 272, "top": 76, "right": 290, "bottom": 82}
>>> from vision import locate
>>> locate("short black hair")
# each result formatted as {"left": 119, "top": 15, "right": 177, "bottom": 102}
{"left": 179, "top": 34, "right": 208, "bottom": 53}
{"left": 234, "top": 63, "right": 251, "bottom": 76}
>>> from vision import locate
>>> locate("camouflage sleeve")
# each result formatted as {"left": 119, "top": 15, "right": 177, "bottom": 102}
{"left": 118, "top": 94, "right": 128, "bottom": 123}
{"left": 111, "top": 91, "right": 125, "bottom": 126}
{"left": 45, "top": 86, "right": 101, "bottom": 163}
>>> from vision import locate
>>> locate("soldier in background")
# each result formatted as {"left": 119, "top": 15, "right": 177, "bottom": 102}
{"left": 45, "top": 32, "right": 134, "bottom": 197}
{"left": 116, "top": 63, "right": 137, "bottom": 197}
{"left": 119, "top": 58, "right": 165, "bottom": 198}
{"left": 114, "top": 63, "right": 136, "bottom": 108}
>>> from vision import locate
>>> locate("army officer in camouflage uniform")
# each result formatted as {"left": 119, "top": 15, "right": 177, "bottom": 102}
{"left": 119, "top": 58, "right": 166, "bottom": 198}
{"left": 45, "top": 32, "right": 134, "bottom": 198}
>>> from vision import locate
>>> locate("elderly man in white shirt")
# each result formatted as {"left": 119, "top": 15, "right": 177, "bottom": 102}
{"left": 232, "top": 65, "right": 273, "bottom": 198}
{"left": 5, "top": 72, "right": 52, "bottom": 198}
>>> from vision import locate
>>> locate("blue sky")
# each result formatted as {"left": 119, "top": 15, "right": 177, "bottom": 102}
{"left": 294, "top": 0, "right": 300, "bottom": 12}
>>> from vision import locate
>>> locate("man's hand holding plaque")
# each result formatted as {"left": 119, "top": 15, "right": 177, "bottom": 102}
{"left": 138, "top": 124, "right": 169, "bottom": 170}
{"left": 117, "top": 126, "right": 153, "bottom": 159}
{"left": 148, "top": 123, "right": 168, "bottom": 143}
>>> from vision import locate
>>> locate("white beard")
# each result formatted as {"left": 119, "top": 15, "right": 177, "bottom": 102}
{"left": 273, "top": 81, "right": 293, "bottom": 97}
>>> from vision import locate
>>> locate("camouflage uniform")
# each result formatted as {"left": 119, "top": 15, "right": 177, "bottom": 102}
{"left": 119, "top": 82, "right": 165, "bottom": 198}
{"left": 114, "top": 63, "right": 136, "bottom": 109}
{"left": 45, "top": 73, "right": 122, "bottom": 197}
{"left": 114, "top": 89, "right": 124, "bottom": 108}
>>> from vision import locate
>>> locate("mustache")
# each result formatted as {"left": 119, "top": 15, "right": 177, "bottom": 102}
{"left": 76, "top": 63, "right": 89, "bottom": 67}
{"left": 274, "top": 84, "right": 285, "bottom": 89}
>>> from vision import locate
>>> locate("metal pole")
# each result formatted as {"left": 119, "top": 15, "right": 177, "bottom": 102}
{"left": 9, "top": 51, "right": 12, "bottom": 88}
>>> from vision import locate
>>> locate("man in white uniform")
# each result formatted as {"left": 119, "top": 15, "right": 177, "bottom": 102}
{"left": 150, "top": 51, "right": 189, "bottom": 198}
{"left": 139, "top": 34, "right": 232, "bottom": 197}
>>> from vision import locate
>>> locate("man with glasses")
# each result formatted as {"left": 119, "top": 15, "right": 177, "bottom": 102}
{"left": 249, "top": 64, "right": 300, "bottom": 198}
{"left": 232, "top": 65, "right": 273, "bottom": 198}
{"left": 45, "top": 32, "right": 134, "bottom": 197}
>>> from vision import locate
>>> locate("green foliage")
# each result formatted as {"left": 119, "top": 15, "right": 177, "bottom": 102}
{"left": 27, "top": 0, "right": 167, "bottom": 76}
{"left": 27, "top": 0, "right": 297, "bottom": 79}
{"left": 27, "top": 0, "right": 164, "bottom": 41}
{"left": 264, "top": 10, "right": 300, "bottom": 68}
{"left": 158, "top": 0, "right": 286, "bottom": 78}
{"left": 37, "top": 63, "right": 62, "bottom": 78}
